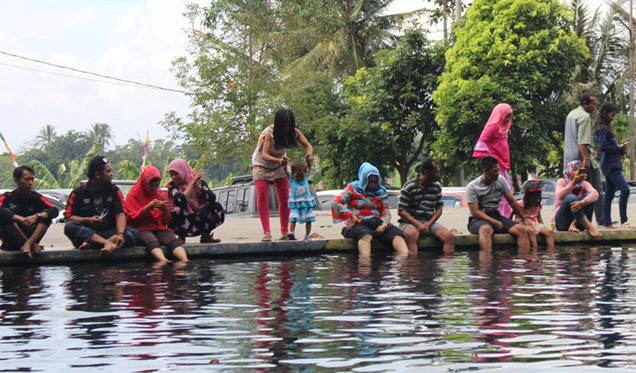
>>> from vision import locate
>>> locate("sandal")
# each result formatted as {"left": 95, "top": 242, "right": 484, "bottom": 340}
{"left": 279, "top": 233, "right": 291, "bottom": 240}
{"left": 621, "top": 222, "right": 636, "bottom": 229}
{"left": 303, "top": 235, "right": 313, "bottom": 242}
{"left": 261, "top": 233, "right": 272, "bottom": 242}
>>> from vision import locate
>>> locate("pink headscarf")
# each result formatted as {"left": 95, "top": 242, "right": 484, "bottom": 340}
{"left": 167, "top": 159, "right": 207, "bottom": 215}
{"left": 473, "top": 103, "right": 513, "bottom": 170}
{"left": 485, "top": 103, "right": 513, "bottom": 135}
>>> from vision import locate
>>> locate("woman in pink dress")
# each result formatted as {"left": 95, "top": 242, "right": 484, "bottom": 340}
{"left": 473, "top": 103, "right": 513, "bottom": 216}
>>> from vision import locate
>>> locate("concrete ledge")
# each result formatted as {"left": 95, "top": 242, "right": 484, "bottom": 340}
{"left": 1, "top": 229, "right": 635, "bottom": 265}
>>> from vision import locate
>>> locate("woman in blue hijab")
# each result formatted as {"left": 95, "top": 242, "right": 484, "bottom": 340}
{"left": 331, "top": 162, "right": 408, "bottom": 258}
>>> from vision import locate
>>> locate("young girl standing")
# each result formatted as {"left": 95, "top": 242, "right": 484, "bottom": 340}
{"left": 510, "top": 181, "right": 554, "bottom": 248}
{"left": 595, "top": 102, "right": 635, "bottom": 229}
{"left": 288, "top": 161, "right": 316, "bottom": 241}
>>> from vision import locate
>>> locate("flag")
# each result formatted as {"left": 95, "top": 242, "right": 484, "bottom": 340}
{"left": 141, "top": 130, "right": 149, "bottom": 167}
{"left": 0, "top": 132, "right": 18, "bottom": 167}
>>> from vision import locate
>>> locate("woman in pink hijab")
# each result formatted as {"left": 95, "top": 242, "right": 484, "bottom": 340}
{"left": 473, "top": 103, "right": 514, "bottom": 216}
{"left": 166, "top": 159, "right": 225, "bottom": 244}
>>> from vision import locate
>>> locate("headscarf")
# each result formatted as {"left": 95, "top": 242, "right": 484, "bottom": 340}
{"left": 484, "top": 103, "right": 513, "bottom": 136}
{"left": 125, "top": 166, "right": 168, "bottom": 227}
{"left": 563, "top": 160, "right": 582, "bottom": 188}
{"left": 167, "top": 159, "right": 208, "bottom": 214}
{"left": 350, "top": 162, "right": 388, "bottom": 198}
{"left": 473, "top": 103, "right": 513, "bottom": 170}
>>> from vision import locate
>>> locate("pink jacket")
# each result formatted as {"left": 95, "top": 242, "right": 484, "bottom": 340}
{"left": 552, "top": 178, "right": 598, "bottom": 222}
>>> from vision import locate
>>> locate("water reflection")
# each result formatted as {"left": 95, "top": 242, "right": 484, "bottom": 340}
{"left": 0, "top": 248, "right": 636, "bottom": 371}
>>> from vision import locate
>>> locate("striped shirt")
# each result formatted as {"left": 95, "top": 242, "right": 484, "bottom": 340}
{"left": 397, "top": 179, "right": 443, "bottom": 222}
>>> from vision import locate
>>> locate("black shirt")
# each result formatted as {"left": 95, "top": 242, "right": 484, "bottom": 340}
{"left": 0, "top": 189, "right": 59, "bottom": 221}
{"left": 65, "top": 181, "right": 127, "bottom": 231}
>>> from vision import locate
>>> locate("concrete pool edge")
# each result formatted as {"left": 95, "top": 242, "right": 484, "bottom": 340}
{"left": 1, "top": 229, "right": 635, "bottom": 265}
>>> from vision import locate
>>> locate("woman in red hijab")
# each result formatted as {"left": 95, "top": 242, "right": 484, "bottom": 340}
{"left": 473, "top": 103, "right": 514, "bottom": 216}
{"left": 126, "top": 166, "right": 188, "bottom": 262}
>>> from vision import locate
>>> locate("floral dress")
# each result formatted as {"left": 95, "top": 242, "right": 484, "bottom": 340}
{"left": 167, "top": 180, "right": 225, "bottom": 237}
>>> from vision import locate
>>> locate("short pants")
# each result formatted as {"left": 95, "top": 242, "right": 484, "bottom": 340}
{"left": 468, "top": 211, "right": 519, "bottom": 235}
{"left": 342, "top": 217, "right": 404, "bottom": 244}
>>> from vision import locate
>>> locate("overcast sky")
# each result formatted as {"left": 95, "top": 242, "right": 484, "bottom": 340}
{"left": 0, "top": 0, "right": 607, "bottom": 153}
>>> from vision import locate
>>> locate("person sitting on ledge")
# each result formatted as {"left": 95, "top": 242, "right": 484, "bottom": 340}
{"left": 398, "top": 157, "right": 455, "bottom": 255}
{"left": 64, "top": 156, "right": 139, "bottom": 255}
{"left": 466, "top": 156, "right": 530, "bottom": 250}
{"left": 553, "top": 160, "right": 601, "bottom": 237}
{"left": 332, "top": 162, "right": 408, "bottom": 259}
{"left": 126, "top": 166, "right": 188, "bottom": 262}
{"left": 0, "top": 165, "right": 59, "bottom": 258}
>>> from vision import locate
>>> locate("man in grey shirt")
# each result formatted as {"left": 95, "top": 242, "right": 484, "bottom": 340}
{"left": 564, "top": 93, "right": 603, "bottom": 225}
{"left": 467, "top": 156, "right": 529, "bottom": 250}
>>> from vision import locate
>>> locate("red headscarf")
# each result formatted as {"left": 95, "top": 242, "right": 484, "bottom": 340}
{"left": 167, "top": 159, "right": 208, "bottom": 214}
{"left": 125, "top": 166, "right": 170, "bottom": 230}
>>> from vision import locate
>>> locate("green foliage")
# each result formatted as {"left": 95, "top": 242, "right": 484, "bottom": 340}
{"left": 161, "top": 0, "right": 292, "bottom": 164}
{"left": 433, "top": 0, "right": 588, "bottom": 184}
{"left": 118, "top": 160, "right": 141, "bottom": 181}
{"left": 27, "top": 160, "right": 62, "bottom": 189}
{"left": 319, "top": 29, "right": 447, "bottom": 186}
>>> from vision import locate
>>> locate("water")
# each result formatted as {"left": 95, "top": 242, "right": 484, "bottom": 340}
{"left": 2, "top": 247, "right": 636, "bottom": 372}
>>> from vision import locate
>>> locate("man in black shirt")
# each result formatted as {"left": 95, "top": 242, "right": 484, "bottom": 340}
{"left": 0, "top": 165, "right": 59, "bottom": 257}
{"left": 64, "top": 156, "right": 139, "bottom": 255}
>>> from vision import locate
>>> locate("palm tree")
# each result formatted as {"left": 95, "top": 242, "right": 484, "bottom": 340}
{"left": 34, "top": 124, "right": 57, "bottom": 152}
{"left": 87, "top": 123, "right": 114, "bottom": 150}
{"left": 571, "top": 0, "right": 630, "bottom": 107}
{"left": 286, "top": 0, "right": 423, "bottom": 77}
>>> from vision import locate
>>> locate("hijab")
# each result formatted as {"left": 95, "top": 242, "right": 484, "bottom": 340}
{"left": 485, "top": 103, "right": 513, "bottom": 136}
{"left": 350, "top": 162, "right": 388, "bottom": 198}
{"left": 125, "top": 166, "right": 168, "bottom": 224}
{"left": 167, "top": 159, "right": 208, "bottom": 214}
{"left": 563, "top": 160, "right": 582, "bottom": 188}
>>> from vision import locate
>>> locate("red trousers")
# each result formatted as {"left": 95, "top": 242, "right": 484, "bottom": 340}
{"left": 254, "top": 178, "right": 290, "bottom": 234}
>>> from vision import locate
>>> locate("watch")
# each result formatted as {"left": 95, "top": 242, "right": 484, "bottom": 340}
{"left": 36, "top": 213, "right": 43, "bottom": 218}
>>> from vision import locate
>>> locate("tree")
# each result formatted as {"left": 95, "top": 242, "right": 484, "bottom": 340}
{"left": 27, "top": 143, "right": 102, "bottom": 189}
{"left": 34, "top": 124, "right": 57, "bottom": 152}
{"left": 162, "top": 0, "right": 295, "bottom": 163}
{"left": 87, "top": 123, "right": 114, "bottom": 150}
{"left": 432, "top": 0, "right": 588, "bottom": 184}
{"left": 286, "top": 0, "right": 415, "bottom": 77}
{"left": 320, "top": 29, "right": 447, "bottom": 186}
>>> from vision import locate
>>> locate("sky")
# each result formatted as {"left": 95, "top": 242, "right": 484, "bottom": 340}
{"left": 0, "top": 0, "right": 608, "bottom": 154}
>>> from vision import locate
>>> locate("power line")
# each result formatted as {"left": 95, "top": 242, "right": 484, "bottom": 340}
{"left": 0, "top": 61, "right": 170, "bottom": 90}
{"left": 0, "top": 50, "right": 187, "bottom": 94}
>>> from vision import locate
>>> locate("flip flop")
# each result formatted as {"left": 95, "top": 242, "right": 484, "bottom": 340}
{"left": 261, "top": 233, "right": 272, "bottom": 242}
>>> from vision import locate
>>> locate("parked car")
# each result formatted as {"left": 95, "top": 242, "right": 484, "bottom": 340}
{"left": 442, "top": 192, "right": 468, "bottom": 208}
{"left": 211, "top": 175, "right": 322, "bottom": 218}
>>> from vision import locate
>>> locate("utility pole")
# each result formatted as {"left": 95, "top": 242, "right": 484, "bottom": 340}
{"left": 454, "top": 0, "right": 464, "bottom": 186}
{"left": 630, "top": 0, "right": 635, "bottom": 179}
{"left": 443, "top": 0, "right": 448, "bottom": 40}
{"left": 455, "top": 0, "right": 461, "bottom": 25}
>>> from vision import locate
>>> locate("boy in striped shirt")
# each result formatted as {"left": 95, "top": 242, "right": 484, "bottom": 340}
{"left": 398, "top": 158, "right": 454, "bottom": 254}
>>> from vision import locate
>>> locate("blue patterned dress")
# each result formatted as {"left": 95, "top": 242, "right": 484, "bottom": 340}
{"left": 288, "top": 173, "right": 316, "bottom": 223}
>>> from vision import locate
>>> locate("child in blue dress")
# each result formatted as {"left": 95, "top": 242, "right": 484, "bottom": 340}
{"left": 288, "top": 161, "right": 316, "bottom": 241}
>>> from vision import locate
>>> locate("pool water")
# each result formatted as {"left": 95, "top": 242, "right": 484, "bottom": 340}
{"left": 2, "top": 247, "right": 636, "bottom": 372}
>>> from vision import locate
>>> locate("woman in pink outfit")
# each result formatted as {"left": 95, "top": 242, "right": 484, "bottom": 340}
{"left": 473, "top": 103, "right": 514, "bottom": 216}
